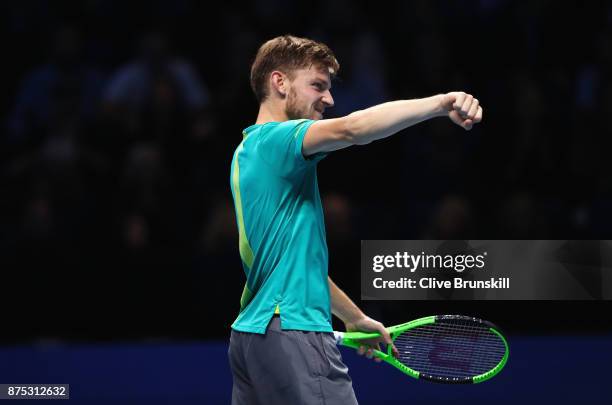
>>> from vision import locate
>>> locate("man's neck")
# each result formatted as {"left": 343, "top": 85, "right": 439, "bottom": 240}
{"left": 255, "top": 100, "right": 288, "bottom": 125}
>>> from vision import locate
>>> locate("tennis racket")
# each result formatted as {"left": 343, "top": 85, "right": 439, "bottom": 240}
{"left": 334, "top": 315, "right": 509, "bottom": 384}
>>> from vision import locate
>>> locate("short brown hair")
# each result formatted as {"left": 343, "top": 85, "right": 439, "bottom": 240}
{"left": 250, "top": 35, "right": 340, "bottom": 103}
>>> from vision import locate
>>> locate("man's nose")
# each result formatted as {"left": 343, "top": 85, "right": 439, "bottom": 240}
{"left": 322, "top": 90, "right": 334, "bottom": 107}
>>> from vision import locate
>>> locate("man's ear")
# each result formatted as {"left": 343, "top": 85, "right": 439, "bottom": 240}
{"left": 270, "top": 71, "right": 287, "bottom": 98}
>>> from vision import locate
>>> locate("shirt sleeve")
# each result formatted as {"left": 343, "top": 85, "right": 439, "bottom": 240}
{"left": 255, "top": 119, "right": 327, "bottom": 178}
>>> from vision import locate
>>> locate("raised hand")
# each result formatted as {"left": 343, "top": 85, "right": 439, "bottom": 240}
{"left": 440, "top": 91, "right": 483, "bottom": 130}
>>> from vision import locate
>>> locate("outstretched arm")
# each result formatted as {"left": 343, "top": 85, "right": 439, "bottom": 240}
{"left": 329, "top": 277, "right": 399, "bottom": 360}
{"left": 303, "top": 92, "right": 482, "bottom": 156}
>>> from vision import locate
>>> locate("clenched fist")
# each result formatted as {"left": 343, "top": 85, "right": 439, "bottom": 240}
{"left": 440, "top": 92, "right": 483, "bottom": 130}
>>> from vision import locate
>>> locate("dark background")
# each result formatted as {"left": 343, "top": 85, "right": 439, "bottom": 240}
{"left": 1, "top": 0, "right": 611, "bottom": 345}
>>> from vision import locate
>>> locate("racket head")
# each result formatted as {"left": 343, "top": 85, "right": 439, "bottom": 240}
{"left": 391, "top": 315, "right": 509, "bottom": 383}
{"left": 338, "top": 315, "right": 509, "bottom": 384}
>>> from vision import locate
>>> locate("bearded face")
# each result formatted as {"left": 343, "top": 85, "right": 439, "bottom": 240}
{"left": 284, "top": 85, "right": 316, "bottom": 120}
{"left": 282, "top": 67, "right": 333, "bottom": 120}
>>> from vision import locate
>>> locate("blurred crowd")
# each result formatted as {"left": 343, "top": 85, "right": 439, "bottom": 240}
{"left": 1, "top": 0, "right": 612, "bottom": 340}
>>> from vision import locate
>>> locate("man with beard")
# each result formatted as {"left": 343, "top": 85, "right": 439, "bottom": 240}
{"left": 228, "top": 35, "right": 482, "bottom": 405}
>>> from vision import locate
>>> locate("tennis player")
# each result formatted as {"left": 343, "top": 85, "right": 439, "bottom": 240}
{"left": 228, "top": 35, "right": 482, "bottom": 405}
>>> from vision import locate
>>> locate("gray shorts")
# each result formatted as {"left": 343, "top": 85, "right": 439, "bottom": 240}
{"left": 229, "top": 316, "right": 358, "bottom": 405}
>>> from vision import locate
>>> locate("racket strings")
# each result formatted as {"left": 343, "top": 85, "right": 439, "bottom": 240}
{"left": 395, "top": 329, "right": 503, "bottom": 376}
{"left": 393, "top": 320, "right": 505, "bottom": 379}
{"left": 395, "top": 342, "right": 503, "bottom": 377}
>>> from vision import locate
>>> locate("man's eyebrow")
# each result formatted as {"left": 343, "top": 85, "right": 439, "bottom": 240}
{"left": 312, "top": 79, "right": 331, "bottom": 89}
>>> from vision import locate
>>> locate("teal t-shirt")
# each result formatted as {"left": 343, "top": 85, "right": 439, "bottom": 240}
{"left": 229, "top": 119, "right": 331, "bottom": 333}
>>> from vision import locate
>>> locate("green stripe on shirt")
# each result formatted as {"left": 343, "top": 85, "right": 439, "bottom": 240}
{"left": 232, "top": 141, "right": 255, "bottom": 269}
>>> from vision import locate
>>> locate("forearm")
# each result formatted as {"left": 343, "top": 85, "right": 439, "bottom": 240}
{"left": 329, "top": 276, "right": 365, "bottom": 325}
{"left": 345, "top": 95, "right": 446, "bottom": 145}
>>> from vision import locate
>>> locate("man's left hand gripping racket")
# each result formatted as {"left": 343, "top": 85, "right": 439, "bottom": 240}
{"left": 334, "top": 315, "right": 509, "bottom": 384}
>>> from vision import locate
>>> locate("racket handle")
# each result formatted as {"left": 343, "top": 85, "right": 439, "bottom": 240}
{"left": 335, "top": 332, "right": 392, "bottom": 360}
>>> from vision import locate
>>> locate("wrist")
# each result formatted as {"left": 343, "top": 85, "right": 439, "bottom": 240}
{"left": 344, "top": 313, "right": 368, "bottom": 330}
{"left": 433, "top": 94, "right": 449, "bottom": 118}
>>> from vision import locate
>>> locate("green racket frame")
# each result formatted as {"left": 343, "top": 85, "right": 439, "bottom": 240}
{"left": 333, "top": 315, "right": 509, "bottom": 384}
